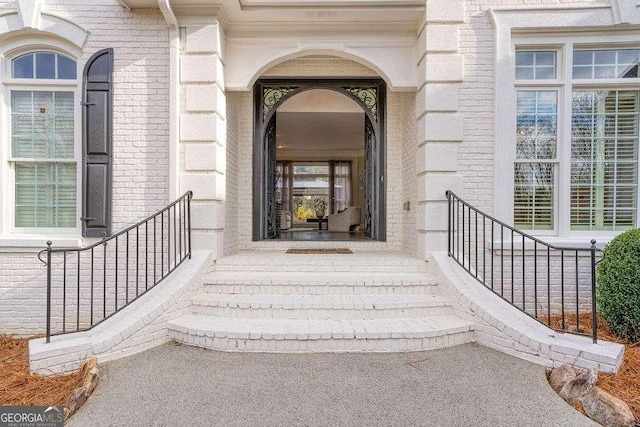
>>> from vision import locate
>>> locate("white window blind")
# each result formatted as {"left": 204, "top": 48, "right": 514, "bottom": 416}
{"left": 514, "top": 90, "right": 558, "bottom": 230}
{"left": 570, "top": 90, "right": 639, "bottom": 231}
{"left": 11, "top": 90, "right": 76, "bottom": 228}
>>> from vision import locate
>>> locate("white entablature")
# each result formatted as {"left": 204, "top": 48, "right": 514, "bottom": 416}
{"left": 121, "top": 0, "right": 424, "bottom": 91}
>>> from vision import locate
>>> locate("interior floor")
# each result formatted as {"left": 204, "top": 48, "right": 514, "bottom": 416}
{"left": 274, "top": 230, "right": 369, "bottom": 241}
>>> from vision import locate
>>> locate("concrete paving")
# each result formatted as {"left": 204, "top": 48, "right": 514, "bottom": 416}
{"left": 69, "top": 343, "right": 595, "bottom": 427}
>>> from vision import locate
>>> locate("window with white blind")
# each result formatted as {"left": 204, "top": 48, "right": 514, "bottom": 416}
{"left": 6, "top": 51, "right": 78, "bottom": 231}
{"left": 514, "top": 90, "right": 558, "bottom": 230}
{"left": 513, "top": 45, "right": 640, "bottom": 235}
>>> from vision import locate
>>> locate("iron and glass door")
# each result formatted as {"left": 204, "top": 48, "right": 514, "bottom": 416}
{"left": 264, "top": 116, "right": 278, "bottom": 239}
{"left": 253, "top": 78, "right": 386, "bottom": 241}
{"left": 363, "top": 117, "right": 376, "bottom": 238}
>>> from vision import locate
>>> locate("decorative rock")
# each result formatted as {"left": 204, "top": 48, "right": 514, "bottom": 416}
{"left": 549, "top": 365, "right": 577, "bottom": 393}
{"left": 64, "top": 358, "right": 99, "bottom": 421}
{"left": 559, "top": 368, "right": 598, "bottom": 404}
{"left": 581, "top": 387, "right": 636, "bottom": 427}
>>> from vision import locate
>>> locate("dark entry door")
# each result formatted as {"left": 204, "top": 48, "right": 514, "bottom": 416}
{"left": 253, "top": 78, "right": 386, "bottom": 242}
{"left": 363, "top": 116, "right": 375, "bottom": 239}
{"left": 264, "top": 116, "right": 278, "bottom": 239}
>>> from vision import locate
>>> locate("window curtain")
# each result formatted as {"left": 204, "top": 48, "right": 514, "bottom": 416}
{"left": 276, "top": 160, "right": 292, "bottom": 212}
{"left": 332, "top": 161, "right": 352, "bottom": 213}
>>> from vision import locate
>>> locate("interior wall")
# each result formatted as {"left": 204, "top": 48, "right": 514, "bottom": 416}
{"left": 227, "top": 57, "right": 410, "bottom": 251}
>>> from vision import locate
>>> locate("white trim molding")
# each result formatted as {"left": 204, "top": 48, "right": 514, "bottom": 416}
{"left": 0, "top": 12, "right": 89, "bottom": 48}
{"left": 225, "top": 37, "right": 417, "bottom": 91}
{"left": 490, "top": 4, "right": 640, "bottom": 232}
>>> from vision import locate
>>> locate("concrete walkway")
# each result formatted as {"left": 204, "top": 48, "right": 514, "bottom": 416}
{"left": 69, "top": 343, "right": 595, "bottom": 427}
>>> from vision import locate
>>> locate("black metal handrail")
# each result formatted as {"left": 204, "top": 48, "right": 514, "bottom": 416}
{"left": 39, "top": 191, "right": 193, "bottom": 342}
{"left": 446, "top": 191, "right": 602, "bottom": 343}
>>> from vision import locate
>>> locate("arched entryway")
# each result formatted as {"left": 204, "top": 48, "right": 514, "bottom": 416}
{"left": 252, "top": 78, "right": 387, "bottom": 241}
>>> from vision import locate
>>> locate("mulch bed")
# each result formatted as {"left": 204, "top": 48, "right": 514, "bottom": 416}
{"left": 0, "top": 335, "right": 84, "bottom": 406}
{"left": 545, "top": 314, "right": 640, "bottom": 420}
{"left": 286, "top": 248, "right": 353, "bottom": 254}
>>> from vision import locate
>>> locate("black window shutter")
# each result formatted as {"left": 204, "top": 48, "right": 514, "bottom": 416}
{"left": 81, "top": 48, "right": 113, "bottom": 238}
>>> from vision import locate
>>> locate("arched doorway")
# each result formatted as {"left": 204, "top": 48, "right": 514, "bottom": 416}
{"left": 252, "top": 78, "right": 387, "bottom": 241}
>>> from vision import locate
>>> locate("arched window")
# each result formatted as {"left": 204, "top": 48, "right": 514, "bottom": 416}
{"left": 7, "top": 50, "right": 78, "bottom": 230}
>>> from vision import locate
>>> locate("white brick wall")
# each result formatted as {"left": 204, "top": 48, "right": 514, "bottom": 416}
{"left": 401, "top": 92, "right": 417, "bottom": 255}
{"left": 0, "top": 1, "right": 171, "bottom": 335}
{"left": 224, "top": 92, "right": 240, "bottom": 256}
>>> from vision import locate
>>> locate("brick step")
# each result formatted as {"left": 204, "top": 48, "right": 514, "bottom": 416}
{"left": 203, "top": 272, "right": 437, "bottom": 295}
{"left": 214, "top": 251, "right": 429, "bottom": 273}
{"left": 167, "top": 315, "right": 476, "bottom": 353}
{"left": 190, "top": 293, "right": 455, "bottom": 319}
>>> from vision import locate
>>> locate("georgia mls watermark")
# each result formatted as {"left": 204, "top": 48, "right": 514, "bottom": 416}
{"left": 0, "top": 406, "right": 63, "bottom": 427}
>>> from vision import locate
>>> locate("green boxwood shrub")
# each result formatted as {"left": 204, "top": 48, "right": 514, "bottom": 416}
{"left": 597, "top": 228, "right": 640, "bottom": 343}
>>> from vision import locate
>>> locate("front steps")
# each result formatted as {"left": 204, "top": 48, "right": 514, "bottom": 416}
{"left": 168, "top": 250, "right": 477, "bottom": 353}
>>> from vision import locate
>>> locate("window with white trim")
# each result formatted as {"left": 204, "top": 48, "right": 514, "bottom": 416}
{"left": 513, "top": 45, "right": 640, "bottom": 235}
{"left": 6, "top": 51, "right": 78, "bottom": 231}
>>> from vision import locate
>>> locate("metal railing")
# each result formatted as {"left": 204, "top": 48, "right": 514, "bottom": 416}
{"left": 39, "top": 191, "right": 193, "bottom": 343}
{"left": 446, "top": 191, "right": 602, "bottom": 343}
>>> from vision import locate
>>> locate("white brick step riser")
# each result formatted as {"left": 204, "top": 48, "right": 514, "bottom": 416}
{"left": 168, "top": 330, "right": 475, "bottom": 353}
{"left": 214, "top": 265, "right": 429, "bottom": 273}
{"left": 202, "top": 284, "right": 440, "bottom": 296}
{"left": 204, "top": 274, "right": 437, "bottom": 287}
{"left": 190, "top": 305, "right": 455, "bottom": 320}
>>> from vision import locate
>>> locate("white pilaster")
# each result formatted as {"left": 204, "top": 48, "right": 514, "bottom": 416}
{"left": 415, "top": 0, "right": 465, "bottom": 256}
{"left": 179, "top": 22, "right": 226, "bottom": 258}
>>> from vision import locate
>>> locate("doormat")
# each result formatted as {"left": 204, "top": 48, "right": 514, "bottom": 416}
{"left": 286, "top": 248, "right": 353, "bottom": 254}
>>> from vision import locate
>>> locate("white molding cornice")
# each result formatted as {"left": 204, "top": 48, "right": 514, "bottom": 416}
{"left": 173, "top": 5, "right": 230, "bottom": 29}
{"left": 225, "top": 20, "right": 417, "bottom": 38}
{"left": 237, "top": 0, "right": 424, "bottom": 9}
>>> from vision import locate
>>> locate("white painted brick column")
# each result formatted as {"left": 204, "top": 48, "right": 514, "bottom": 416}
{"left": 179, "top": 23, "right": 226, "bottom": 258}
{"left": 415, "top": 0, "right": 465, "bottom": 258}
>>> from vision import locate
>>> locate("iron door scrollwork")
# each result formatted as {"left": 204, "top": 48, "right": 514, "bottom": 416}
{"left": 265, "top": 117, "right": 278, "bottom": 239}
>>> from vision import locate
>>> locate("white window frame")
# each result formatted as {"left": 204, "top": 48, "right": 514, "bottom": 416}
{"left": 496, "top": 30, "right": 640, "bottom": 242}
{"left": 0, "top": 39, "right": 82, "bottom": 241}
{"left": 509, "top": 51, "right": 565, "bottom": 236}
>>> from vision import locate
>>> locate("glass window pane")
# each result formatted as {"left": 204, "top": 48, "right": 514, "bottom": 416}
{"left": 57, "top": 55, "right": 77, "bottom": 79}
{"left": 15, "top": 162, "right": 76, "bottom": 228}
{"left": 573, "top": 66, "right": 592, "bottom": 79}
{"left": 516, "top": 52, "right": 534, "bottom": 66}
{"left": 594, "top": 50, "right": 616, "bottom": 64}
{"left": 573, "top": 49, "right": 640, "bottom": 79}
{"left": 535, "top": 66, "right": 555, "bottom": 80}
{"left": 536, "top": 52, "right": 555, "bottom": 66}
{"left": 12, "top": 53, "right": 34, "bottom": 78}
{"left": 573, "top": 51, "right": 593, "bottom": 66}
{"left": 571, "top": 90, "right": 639, "bottom": 231}
{"left": 516, "top": 67, "right": 534, "bottom": 80}
{"left": 516, "top": 91, "right": 558, "bottom": 160}
{"left": 514, "top": 163, "right": 555, "bottom": 230}
{"left": 35, "top": 53, "right": 55, "bottom": 79}
{"left": 11, "top": 91, "right": 74, "bottom": 160}
{"left": 515, "top": 51, "right": 556, "bottom": 80}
